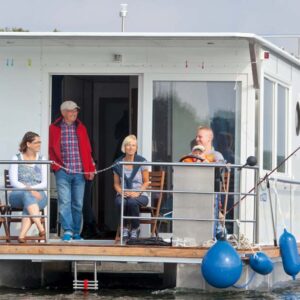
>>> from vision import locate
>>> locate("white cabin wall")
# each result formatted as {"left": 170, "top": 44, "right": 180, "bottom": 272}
{"left": 0, "top": 38, "right": 257, "bottom": 239}
{"left": 0, "top": 46, "right": 47, "bottom": 198}
{"left": 258, "top": 51, "right": 300, "bottom": 243}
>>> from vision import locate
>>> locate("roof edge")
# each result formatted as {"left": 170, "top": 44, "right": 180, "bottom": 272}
{"left": 0, "top": 32, "right": 299, "bottom": 67}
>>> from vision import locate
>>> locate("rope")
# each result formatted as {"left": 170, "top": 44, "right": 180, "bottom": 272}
{"left": 202, "top": 234, "right": 259, "bottom": 251}
{"left": 227, "top": 146, "right": 300, "bottom": 215}
{"left": 272, "top": 180, "right": 287, "bottom": 230}
{"left": 51, "top": 161, "right": 119, "bottom": 175}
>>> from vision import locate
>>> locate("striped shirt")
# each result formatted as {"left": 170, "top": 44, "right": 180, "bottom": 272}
{"left": 61, "top": 120, "right": 82, "bottom": 173}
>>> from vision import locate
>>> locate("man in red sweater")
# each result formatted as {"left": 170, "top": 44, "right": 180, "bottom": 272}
{"left": 49, "top": 100, "right": 95, "bottom": 241}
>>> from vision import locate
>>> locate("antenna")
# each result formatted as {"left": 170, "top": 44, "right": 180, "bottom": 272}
{"left": 119, "top": 4, "right": 128, "bottom": 32}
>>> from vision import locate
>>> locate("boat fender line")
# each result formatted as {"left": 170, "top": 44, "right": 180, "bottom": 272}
{"left": 249, "top": 252, "right": 273, "bottom": 275}
{"left": 279, "top": 229, "right": 300, "bottom": 280}
{"left": 233, "top": 270, "right": 256, "bottom": 289}
{"left": 201, "top": 239, "right": 242, "bottom": 288}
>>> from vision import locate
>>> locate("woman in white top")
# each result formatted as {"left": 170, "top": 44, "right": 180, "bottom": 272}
{"left": 9, "top": 131, "right": 47, "bottom": 243}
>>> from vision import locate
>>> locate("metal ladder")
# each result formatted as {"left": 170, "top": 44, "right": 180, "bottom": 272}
{"left": 73, "top": 261, "right": 99, "bottom": 290}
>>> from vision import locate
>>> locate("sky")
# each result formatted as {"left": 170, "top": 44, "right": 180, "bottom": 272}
{"left": 1, "top": 0, "right": 300, "bottom": 52}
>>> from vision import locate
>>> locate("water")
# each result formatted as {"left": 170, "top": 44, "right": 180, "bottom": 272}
{"left": 1, "top": 282, "right": 300, "bottom": 300}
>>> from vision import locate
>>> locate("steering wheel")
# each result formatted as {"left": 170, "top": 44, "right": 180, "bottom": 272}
{"left": 179, "top": 155, "right": 205, "bottom": 162}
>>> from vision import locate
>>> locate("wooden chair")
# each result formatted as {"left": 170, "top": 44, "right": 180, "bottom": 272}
{"left": 4, "top": 169, "right": 46, "bottom": 242}
{"left": 115, "top": 170, "right": 165, "bottom": 242}
{"left": 219, "top": 169, "right": 231, "bottom": 223}
{"left": 140, "top": 170, "right": 165, "bottom": 236}
{"left": 0, "top": 204, "right": 9, "bottom": 242}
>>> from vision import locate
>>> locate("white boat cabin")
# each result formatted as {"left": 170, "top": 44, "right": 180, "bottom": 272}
{"left": 0, "top": 32, "right": 300, "bottom": 244}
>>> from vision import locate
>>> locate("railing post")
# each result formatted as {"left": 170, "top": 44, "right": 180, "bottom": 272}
{"left": 254, "top": 168, "right": 260, "bottom": 244}
{"left": 120, "top": 164, "right": 125, "bottom": 245}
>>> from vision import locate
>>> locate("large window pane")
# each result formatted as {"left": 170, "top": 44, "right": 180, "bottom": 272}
{"left": 277, "top": 85, "right": 287, "bottom": 172}
{"left": 152, "top": 81, "right": 241, "bottom": 234}
{"left": 263, "top": 79, "right": 274, "bottom": 170}
{"left": 152, "top": 81, "right": 240, "bottom": 163}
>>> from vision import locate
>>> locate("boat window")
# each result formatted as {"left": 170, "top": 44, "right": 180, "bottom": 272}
{"left": 263, "top": 78, "right": 274, "bottom": 170}
{"left": 277, "top": 84, "right": 287, "bottom": 173}
{"left": 263, "top": 78, "right": 288, "bottom": 173}
{"left": 152, "top": 81, "right": 241, "bottom": 164}
{"left": 152, "top": 81, "right": 241, "bottom": 234}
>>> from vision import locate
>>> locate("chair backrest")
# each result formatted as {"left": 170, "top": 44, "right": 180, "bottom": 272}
{"left": 147, "top": 170, "right": 165, "bottom": 216}
{"left": 4, "top": 169, "right": 12, "bottom": 206}
{"left": 221, "top": 171, "right": 230, "bottom": 193}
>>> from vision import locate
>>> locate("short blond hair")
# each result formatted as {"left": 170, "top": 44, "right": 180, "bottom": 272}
{"left": 197, "top": 126, "right": 214, "bottom": 139}
{"left": 121, "top": 134, "right": 137, "bottom": 153}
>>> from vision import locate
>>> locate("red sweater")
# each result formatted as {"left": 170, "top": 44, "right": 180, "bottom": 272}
{"left": 49, "top": 117, "right": 95, "bottom": 179}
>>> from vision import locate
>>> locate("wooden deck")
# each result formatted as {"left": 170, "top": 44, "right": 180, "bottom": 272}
{"left": 0, "top": 242, "right": 282, "bottom": 263}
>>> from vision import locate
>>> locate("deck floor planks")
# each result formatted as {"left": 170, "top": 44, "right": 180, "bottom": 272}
{"left": 0, "top": 243, "right": 284, "bottom": 259}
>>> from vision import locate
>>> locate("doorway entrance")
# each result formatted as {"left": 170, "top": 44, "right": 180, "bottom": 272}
{"left": 51, "top": 75, "right": 138, "bottom": 237}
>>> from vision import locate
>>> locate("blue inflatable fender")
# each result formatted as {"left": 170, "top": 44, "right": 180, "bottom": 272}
{"left": 249, "top": 252, "right": 273, "bottom": 275}
{"left": 279, "top": 229, "right": 300, "bottom": 280}
{"left": 201, "top": 240, "right": 242, "bottom": 288}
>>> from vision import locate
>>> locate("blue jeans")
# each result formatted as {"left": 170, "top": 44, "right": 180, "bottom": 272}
{"left": 9, "top": 191, "right": 47, "bottom": 215}
{"left": 55, "top": 169, "right": 85, "bottom": 235}
{"left": 115, "top": 194, "right": 148, "bottom": 229}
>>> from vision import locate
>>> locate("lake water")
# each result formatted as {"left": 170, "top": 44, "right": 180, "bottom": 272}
{"left": 1, "top": 281, "right": 300, "bottom": 300}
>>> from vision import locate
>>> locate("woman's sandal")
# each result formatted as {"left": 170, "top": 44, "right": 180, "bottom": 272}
{"left": 39, "top": 230, "right": 46, "bottom": 238}
{"left": 18, "top": 237, "right": 26, "bottom": 243}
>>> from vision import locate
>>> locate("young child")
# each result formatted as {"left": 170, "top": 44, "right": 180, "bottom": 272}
{"left": 180, "top": 144, "right": 219, "bottom": 163}
{"left": 180, "top": 145, "right": 206, "bottom": 162}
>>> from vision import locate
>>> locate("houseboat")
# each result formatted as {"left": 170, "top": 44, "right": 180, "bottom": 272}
{"left": 0, "top": 32, "right": 300, "bottom": 291}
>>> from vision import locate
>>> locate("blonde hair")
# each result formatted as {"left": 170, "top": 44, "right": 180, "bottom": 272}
{"left": 197, "top": 126, "right": 214, "bottom": 139}
{"left": 121, "top": 134, "right": 137, "bottom": 153}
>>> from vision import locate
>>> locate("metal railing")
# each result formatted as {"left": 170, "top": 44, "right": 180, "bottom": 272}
{"left": 0, "top": 160, "right": 52, "bottom": 241}
{"left": 119, "top": 161, "right": 259, "bottom": 246}
{"left": 269, "top": 177, "right": 300, "bottom": 186}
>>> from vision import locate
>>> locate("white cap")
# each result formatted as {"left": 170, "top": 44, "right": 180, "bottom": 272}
{"left": 192, "top": 145, "right": 205, "bottom": 152}
{"left": 60, "top": 100, "right": 80, "bottom": 111}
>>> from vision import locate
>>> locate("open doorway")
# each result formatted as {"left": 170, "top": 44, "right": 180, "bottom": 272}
{"left": 51, "top": 75, "right": 138, "bottom": 238}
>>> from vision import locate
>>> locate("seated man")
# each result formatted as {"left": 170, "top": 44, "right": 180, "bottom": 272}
{"left": 195, "top": 126, "right": 224, "bottom": 163}
{"left": 194, "top": 126, "right": 226, "bottom": 239}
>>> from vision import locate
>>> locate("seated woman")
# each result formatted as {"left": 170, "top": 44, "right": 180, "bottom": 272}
{"left": 113, "top": 135, "right": 149, "bottom": 240}
{"left": 9, "top": 131, "right": 47, "bottom": 243}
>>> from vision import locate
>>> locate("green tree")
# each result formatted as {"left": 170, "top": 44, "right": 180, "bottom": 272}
{"left": 0, "top": 27, "right": 29, "bottom": 32}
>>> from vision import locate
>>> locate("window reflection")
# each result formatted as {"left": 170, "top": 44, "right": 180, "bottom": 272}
{"left": 152, "top": 81, "right": 241, "bottom": 234}
{"left": 263, "top": 79, "right": 287, "bottom": 173}
{"left": 152, "top": 81, "right": 241, "bottom": 163}
{"left": 263, "top": 78, "right": 274, "bottom": 170}
{"left": 277, "top": 85, "right": 287, "bottom": 173}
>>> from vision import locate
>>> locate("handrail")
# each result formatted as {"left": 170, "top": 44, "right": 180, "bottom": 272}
{"left": 0, "top": 160, "right": 53, "bottom": 164}
{"left": 119, "top": 161, "right": 259, "bottom": 169}
{"left": 122, "top": 188, "right": 256, "bottom": 197}
{"left": 269, "top": 177, "right": 300, "bottom": 186}
{"left": 119, "top": 161, "right": 259, "bottom": 245}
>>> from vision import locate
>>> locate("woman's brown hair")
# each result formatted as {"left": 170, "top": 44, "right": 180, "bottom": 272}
{"left": 19, "top": 131, "right": 40, "bottom": 153}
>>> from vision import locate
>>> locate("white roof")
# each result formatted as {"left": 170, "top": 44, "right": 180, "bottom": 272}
{"left": 0, "top": 32, "right": 299, "bottom": 67}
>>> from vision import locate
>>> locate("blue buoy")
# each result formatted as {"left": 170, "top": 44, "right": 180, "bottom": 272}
{"left": 249, "top": 252, "right": 273, "bottom": 275}
{"left": 279, "top": 229, "right": 300, "bottom": 280}
{"left": 201, "top": 239, "right": 242, "bottom": 288}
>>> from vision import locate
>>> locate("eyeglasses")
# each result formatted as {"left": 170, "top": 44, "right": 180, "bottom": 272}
{"left": 31, "top": 141, "right": 42, "bottom": 144}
